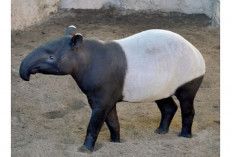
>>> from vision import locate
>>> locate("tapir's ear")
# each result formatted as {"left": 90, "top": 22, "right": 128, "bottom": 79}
{"left": 71, "top": 33, "right": 83, "bottom": 48}
{"left": 65, "top": 25, "right": 77, "bottom": 36}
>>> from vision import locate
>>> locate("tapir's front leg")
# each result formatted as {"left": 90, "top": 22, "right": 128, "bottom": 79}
{"left": 105, "top": 106, "right": 120, "bottom": 142}
{"left": 80, "top": 108, "right": 108, "bottom": 152}
{"left": 79, "top": 94, "right": 117, "bottom": 152}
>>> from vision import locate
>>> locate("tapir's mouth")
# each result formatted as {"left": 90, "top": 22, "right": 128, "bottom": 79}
{"left": 30, "top": 66, "right": 40, "bottom": 74}
{"left": 19, "top": 66, "right": 40, "bottom": 81}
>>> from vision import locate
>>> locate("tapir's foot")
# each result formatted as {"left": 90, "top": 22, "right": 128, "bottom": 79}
{"left": 155, "top": 127, "right": 169, "bottom": 134}
{"left": 178, "top": 132, "right": 192, "bottom": 138}
{"left": 78, "top": 145, "right": 93, "bottom": 153}
{"left": 110, "top": 135, "right": 120, "bottom": 143}
{"left": 111, "top": 138, "right": 120, "bottom": 143}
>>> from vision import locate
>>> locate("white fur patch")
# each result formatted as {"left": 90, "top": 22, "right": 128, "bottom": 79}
{"left": 68, "top": 25, "right": 76, "bottom": 29}
{"left": 115, "top": 30, "right": 205, "bottom": 102}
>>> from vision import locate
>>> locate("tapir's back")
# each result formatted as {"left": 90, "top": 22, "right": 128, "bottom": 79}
{"left": 115, "top": 29, "right": 205, "bottom": 102}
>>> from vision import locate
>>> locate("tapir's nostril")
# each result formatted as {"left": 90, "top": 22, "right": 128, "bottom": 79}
{"left": 49, "top": 55, "right": 55, "bottom": 60}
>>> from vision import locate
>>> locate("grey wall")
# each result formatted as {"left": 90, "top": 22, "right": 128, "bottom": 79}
{"left": 61, "top": 0, "right": 213, "bottom": 17}
{"left": 11, "top": 0, "right": 220, "bottom": 30}
{"left": 212, "top": 0, "right": 220, "bottom": 27}
{"left": 60, "top": 0, "right": 220, "bottom": 25}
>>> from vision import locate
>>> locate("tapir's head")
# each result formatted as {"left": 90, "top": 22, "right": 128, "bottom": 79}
{"left": 19, "top": 25, "right": 83, "bottom": 81}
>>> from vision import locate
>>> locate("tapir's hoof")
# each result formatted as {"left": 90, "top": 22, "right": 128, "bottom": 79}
{"left": 110, "top": 137, "right": 120, "bottom": 143}
{"left": 78, "top": 145, "right": 93, "bottom": 153}
{"left": 155, "top": 127, "right": 169, "bottom": 134}
{"left": 111, "top": 139, "right": 120, "bottom": 143}
{"left": 178, "top": 132, "right": 192, "bottom": 138}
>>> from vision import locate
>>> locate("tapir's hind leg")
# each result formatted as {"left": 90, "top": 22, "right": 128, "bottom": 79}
{"left": 105, "top": 106, "right": 120, "bottom": 142}
{"left": 155, "top": 97, "right": 178, "bottom": 134}
{"left": 175, "top": 75, "right": 204, "bottom": 138}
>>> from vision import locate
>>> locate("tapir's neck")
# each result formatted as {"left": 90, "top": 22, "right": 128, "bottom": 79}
{"left": 70, "top": 39, "right": 104, "bottom": 93}
{"left": 71, "top": 43, "right": 91, "bottom": 85}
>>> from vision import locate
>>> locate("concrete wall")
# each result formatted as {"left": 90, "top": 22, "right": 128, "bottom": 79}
{"left": 212, "top": 0, "right": 220, "bottom": 26}
{"left": 60, "top": 0, "right": 115, "bottom": 9}
{"left": 61, "top": 0, "right": 220, "bottom": 26}
{"left": 11, "top": 0, "right": 219, "bottom": 30}
{"left": 11, "top": 0, "right": 60, "bottom": 30}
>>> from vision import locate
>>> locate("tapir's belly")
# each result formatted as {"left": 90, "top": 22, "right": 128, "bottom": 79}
{"left": 115, "top": 29, "right": 205, "bottom": 102}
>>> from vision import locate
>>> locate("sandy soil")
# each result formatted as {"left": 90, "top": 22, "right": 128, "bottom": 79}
{"left": 11, "top": 9, "right": 220, "bottom": 157}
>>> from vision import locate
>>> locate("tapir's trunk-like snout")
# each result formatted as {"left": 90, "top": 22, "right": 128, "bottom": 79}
{"left": 19, "top": 57, "right": 32, "bottom": 81}
{"left": 19, "top": 52, "right": 40, "bottom": 81}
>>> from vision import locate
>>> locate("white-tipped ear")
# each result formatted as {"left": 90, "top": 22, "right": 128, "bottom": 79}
{"left": 65, "top": 25, "right": 77, "bottom": 36}
{"left": 71, "top": 33, "right": 83, "bottom": 48}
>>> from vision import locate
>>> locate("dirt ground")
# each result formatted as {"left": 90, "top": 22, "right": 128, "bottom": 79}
{"left": 11, "top": 9, "right": 220, "bottom": 157}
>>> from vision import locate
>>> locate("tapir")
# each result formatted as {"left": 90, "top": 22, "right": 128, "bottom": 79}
{"left": 19, "top": 25, "right": 205, "bottom": 152}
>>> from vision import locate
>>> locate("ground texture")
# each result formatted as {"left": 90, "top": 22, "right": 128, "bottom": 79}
{"left": 12, "top": 9, "right": 220, "bottom": 157}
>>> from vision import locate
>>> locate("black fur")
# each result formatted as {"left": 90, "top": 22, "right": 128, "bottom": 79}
{"left": 175, "top": 75, "right": 204, "bottom": 138}
{"left": 72, "top": 40, "right": 127, "bottom": 151}
{"left": 155, "top": 75, "right": 204, "bottom": 138}
{"left": 19, "top": 36, "right": 127, "bottom": 151}
{"left": 105, "top": 106, "right": 120, "bottom": 142}
{"left": 155, "top": 97, "right": 178, "bottom": 134}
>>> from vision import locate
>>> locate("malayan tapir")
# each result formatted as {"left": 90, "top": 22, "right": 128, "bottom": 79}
{"left": 19, "top": 25, "right": 205, "bottom": 152}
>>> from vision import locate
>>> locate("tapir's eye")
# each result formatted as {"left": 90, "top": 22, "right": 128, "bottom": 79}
{"left": 49, "top": 55, "right": 55, "bottom": 60}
